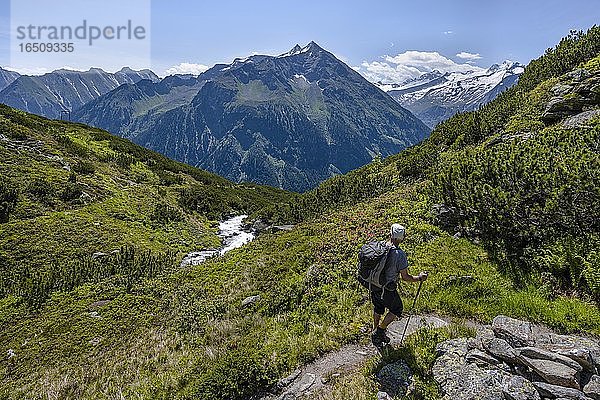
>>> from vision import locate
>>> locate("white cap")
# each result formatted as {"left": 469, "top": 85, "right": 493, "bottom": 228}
{"left": 391, "top": 223, "right": 405, "bottom": 239}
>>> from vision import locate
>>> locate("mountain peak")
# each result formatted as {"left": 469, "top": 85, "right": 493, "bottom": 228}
{"left": 279, "top": 41, "right": 324, "bottom": 58}
{"left": 304, "top": 41, "right": 324, "bottom": 52}
{"left": 487, "top": 60, "right": 522, "bottom": 73}
{"left": 85, "top": 67, "right": 108, "bottom": 74}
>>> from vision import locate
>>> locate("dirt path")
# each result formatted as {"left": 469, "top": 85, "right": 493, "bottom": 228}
{"left": 261, "top": 315, "right": 449, "bottom": 400}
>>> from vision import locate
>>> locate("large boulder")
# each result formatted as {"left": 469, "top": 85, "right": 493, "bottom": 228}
{"left": 241, "top": 295, "right": 261, "bottom": 307}
{"left": 538, "top": 334, "right": 600, "bottom": 373}
{"left": 562, "top": 109, "right": 600, "bottom": 129}
{"left": 433, "top": 338, "right": 469, "bottom": 388}
{"left": 517, "top": 347, "right": 583, "bottom": 372}
{"left": 434, "top": 338, "right": 524, "bottom": 400}
{"left": 376, "top": 360, "right": 413, "bottom": 398}
{"left": 436, "top": 362, "right": 510, "bottom": 400}
{"left": 567, "top": 68, "right": 592, "bottom": 82}
{"left": 584, "top": 375, "right": 600, "bottom": 400}
{"left": 492, "top": 316, "right": 538, "bottom": 348}
{"left": 466, "top": 349, "right": 504, "bottom": 369}
{"left": 519, "top": 357, "right": 580, "bottom": 389}
{"left": 503, "top": 375, "right": 541, "bottom": 400}
{"left": 532, "top": 382, "right": 589, "bottom": 400}
{"left": 541, "top": 68, "right": 600, "bottom": 123}
{"left": 555, "top": 348, "right": 597, "bottom": 373}
{"left": 484, "top": 337, "right": 521, "bottom": 364}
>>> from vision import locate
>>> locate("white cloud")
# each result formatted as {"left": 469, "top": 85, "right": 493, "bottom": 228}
{"left": 359, "top": 60, "right": 422, "bottom": 84}
{"left": 443, "top": 30, "right": 453, "bottom": 35}
{"left": 2, "top": 66, "right": 51, "bottom": 75}
{"left": 358, "top": 50, "right": 484, "bottom": 84}
{"left": 164, "top": 62, "right": 210, "bottom": 76}
{"left": 456, "top": 51, "right": 482, "bottom": 60}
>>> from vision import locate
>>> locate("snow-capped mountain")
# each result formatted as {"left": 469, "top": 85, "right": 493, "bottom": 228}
{"left": 377, "top": 61, "right": 524, "bottom": 128}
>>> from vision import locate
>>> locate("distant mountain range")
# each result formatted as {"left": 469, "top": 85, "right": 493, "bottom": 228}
{"left": 0, "top": 68, "right": 20, "bottom": 92}
{"left": 2, "top": 44, "right": 525, "bottom": 190}
{"left": 375, "top": 61, "right": 524, "bottom": 128}
{"left": 0, "top": 67, "right": 159, "bottom": 118}
{"left": 72, "top": 42, "right": 430, "bottom": 191}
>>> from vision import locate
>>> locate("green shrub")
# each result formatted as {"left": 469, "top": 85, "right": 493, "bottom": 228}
{"left": 56, "top": 134, "right": 89, "bottom": 157}
{"left": 72, "top": 160, "right": 96, "bottom": 175}
{"left": 532, "top": 235, "right": 600, "bottom": 300}
{"left": 130, "top": 161, "right": 159, "bottom": 184}
{"left": 0, "top": 180, "right": 19, "bottom": 223}
{"left": 155, "top": 169, "right": 183, "bottom": 186}
{"left": 151, "top": 203, "right": 184, "bottom": 225}
{"left": 114, "top": 153, "right": 135, "bottom": 169}
{"left": 179, "top": 184, "right": 232, "bottom": 220}
{"left": 182, "top": 348, "right": 277, "bottom": 400}
{"left": 0, "top": 119, "right": 29, "bottom": 140}
{"left": 433, "top": 123, "right": 600, "bottom": 294}
{"left": 60, "top": 182, "right": 83, "bottom": 202}
{"left": 1, "top": 246, "right": 176, "bottom": 309}
{"left": 26, "top": 178, "right": 55, "bottom": 204}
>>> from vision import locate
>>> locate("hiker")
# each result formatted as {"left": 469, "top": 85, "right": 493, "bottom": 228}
{"left": 358, "top": 223, "right": 428, "bottom": 346}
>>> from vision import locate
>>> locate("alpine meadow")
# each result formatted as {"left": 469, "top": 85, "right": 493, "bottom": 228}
{"left": 0, "top": 5, "right": 599, "bottom": 400}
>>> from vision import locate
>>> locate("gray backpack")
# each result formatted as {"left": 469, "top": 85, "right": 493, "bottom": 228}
{"left": 357, "top": 241, "right": 393, "bottom": 291}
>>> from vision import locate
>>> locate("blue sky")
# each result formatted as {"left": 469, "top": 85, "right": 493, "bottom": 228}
{"left": 0, "top": 0, "right": 598, "bottom": 80}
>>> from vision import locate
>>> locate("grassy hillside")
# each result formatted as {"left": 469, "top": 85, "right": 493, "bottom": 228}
{"left": 0, "top": 105, "right": 294, "bottom": 308}
{"left": 1, "top": 182, "right": 598, "bottom": 399}
{"left": 1, "top": 28, "right": 599, "bottom": 400}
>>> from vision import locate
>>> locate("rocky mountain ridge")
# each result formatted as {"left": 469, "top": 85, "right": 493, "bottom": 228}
{"left": 0, "top": 67, "right": 20, "bottom": 91}
{"left": 0, "top": 67, "right": 159, "bottom": 119}
{"left": 74, "top": 41, "right": 430, "bottom": 191}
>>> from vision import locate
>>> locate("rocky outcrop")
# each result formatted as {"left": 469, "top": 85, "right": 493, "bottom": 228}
{"left": 542, "top": 68, "right": 600, "bottom": 123}
{"left": 492, "top": 315, "right": 539, "bottom": 347}
{"left": 434, "top": 316, "right": 600, "bottom": 400}
{"left": 562, "top": 109, "right": 600, "bottom": 129}
{"left": 241, "top": 295, "right": 260, "bottom": 307}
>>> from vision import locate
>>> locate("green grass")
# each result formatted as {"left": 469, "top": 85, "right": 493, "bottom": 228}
{"left": 2, "top": 183, "right": 599, "bottom": 399}
{"left": 0, "top": 103, "right": 293, "bottom": 310}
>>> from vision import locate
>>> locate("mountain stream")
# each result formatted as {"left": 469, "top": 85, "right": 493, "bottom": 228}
{"left": 180, "top": 215, "right": 255, "bottom": 267}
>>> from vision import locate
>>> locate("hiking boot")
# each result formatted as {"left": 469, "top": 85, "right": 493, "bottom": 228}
{"left": 371, "top": 327, "right": 391, "bottom": 346}
{"left": 371, "top": 331, "right": 383, "bottom": 347}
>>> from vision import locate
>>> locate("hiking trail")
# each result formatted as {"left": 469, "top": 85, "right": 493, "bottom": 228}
{"left": 260, "top": 315, "right": 449, "bottom": 400}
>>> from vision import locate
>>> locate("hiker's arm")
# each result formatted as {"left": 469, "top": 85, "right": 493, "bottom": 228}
{"left": 400, "top": 268, "right": 428, "bottom": 283}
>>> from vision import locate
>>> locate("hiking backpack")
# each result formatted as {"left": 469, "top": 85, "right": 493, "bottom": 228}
{"left": 357, "top": 241, "right": 393, "bottom": 290}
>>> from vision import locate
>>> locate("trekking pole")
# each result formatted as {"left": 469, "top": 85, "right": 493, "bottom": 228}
{"left": 400, "top": 279, "right": 424, "bottom": 343}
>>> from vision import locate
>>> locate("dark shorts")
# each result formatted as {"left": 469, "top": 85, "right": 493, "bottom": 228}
{"left": 359, "top": 277, "right": 403, "bottom": 316}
